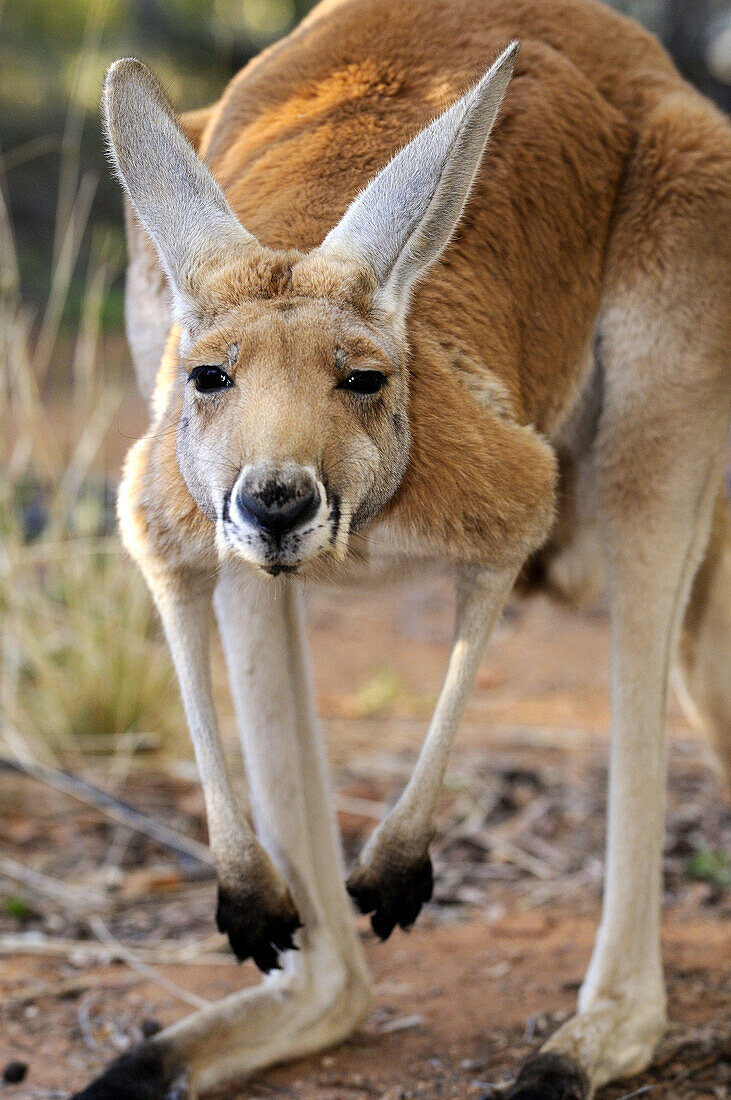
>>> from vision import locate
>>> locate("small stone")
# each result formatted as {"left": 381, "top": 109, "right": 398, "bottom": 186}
{"left": 485, "top": 961, "right": 510, "bottom": 980}
{"left": 3, "top": 1062, "right": 28, "bottom": 1084}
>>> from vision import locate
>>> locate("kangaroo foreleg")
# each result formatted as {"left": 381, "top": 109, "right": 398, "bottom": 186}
{"left": 152, "top": 576, "right": 301, "bottom": 970}
{"left": 347, "top": 565, "right": 517, "bottom": 938}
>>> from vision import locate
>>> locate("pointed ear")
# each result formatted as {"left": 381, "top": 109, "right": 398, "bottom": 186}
{"left": 319, "top": 42, "right": 518, "bottom": 321}
{"left": 102, "top": 58, "right": 259, "bottom": 324}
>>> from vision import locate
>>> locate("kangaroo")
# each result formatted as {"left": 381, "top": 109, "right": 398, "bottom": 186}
{"left": 74, "top": 0, "right": 730, "bottom": 1096}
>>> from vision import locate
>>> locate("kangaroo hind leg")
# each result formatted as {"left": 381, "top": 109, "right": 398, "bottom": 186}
{"left": 676, "top": 486, "right": 731, "bottom": 786}
{"left": 509, "top": 151, "right": 730, "bottom": 1094}
{"left": 72, "top": 569, "right": 371, "bottom": 1099}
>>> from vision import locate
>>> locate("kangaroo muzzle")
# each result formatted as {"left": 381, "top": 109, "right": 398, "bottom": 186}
{"left": 221, "top": 463, "right": 336, "bottom": 575}
{"left": 235, "top": 467, "right": 319, "bottom": 537}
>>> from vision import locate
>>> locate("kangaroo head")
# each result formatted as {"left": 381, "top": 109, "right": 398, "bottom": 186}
{"left": 103, "top": 47, "right": 517, "bottom": 576}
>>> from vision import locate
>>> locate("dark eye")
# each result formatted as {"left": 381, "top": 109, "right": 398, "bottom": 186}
{"left": 338, "top": 370, "right": 387, "bottom": 395}
{"left": 189, "top": 365, "right": 233, "bottom": 393}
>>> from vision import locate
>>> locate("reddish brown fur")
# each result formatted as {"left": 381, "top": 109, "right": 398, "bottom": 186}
{"left": 123, "top": 0, "right": 730, "bottom": 581}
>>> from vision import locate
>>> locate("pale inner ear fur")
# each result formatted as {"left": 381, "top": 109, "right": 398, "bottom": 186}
{"left": 319, "top": 42, "right": 518, "bottom": 323}
{"left": 122, "top": 108, "right": 214, "bottom": 403}
{"left": 102, "top": 58, "right": 259, "bottom": 324}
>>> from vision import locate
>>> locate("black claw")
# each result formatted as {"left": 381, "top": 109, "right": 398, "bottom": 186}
{"left": 506, "top": 1053, "right": 590, "bottom": 1100}
{"left": 350, "top": 882, "right": 377, "bottom": 914}
{"left": 347, "top": 852, "right": 433, "bottom": 941}
{"left": 397, "top": 907, "right": 419, "bottom": 932}
{"left": 371, "top": 907, "right": 398, "bottom": 941}
{"left": 70, "top": 1041, "right": 184, "bottom": 1100}
{"left": 215, "top": 884, "right": 302, "bottom": 973}
{"left": 252, "top": 943, "right": 281, "bottom": 972}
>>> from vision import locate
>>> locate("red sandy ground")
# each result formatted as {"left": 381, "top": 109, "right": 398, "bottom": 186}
{"left": 0, "top": 566, "right": 728, "bottom": 1098}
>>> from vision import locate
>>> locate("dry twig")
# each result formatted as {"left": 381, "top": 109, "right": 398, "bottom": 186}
{"left": 0, "top": 855, "right": 108, "bottom": 914}
{"left": 87, "top": 917, "right": 211, "bottom": 1010}
{"left": 0, "top": 755, "right": 213, "bottom": 869}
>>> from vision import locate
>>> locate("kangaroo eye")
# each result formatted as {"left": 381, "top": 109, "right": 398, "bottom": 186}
{"left": 338, "top": 370, "right": 387, "bottom": 395}
{"left": 189, "top": 366, "right": 233, "bottom": 393}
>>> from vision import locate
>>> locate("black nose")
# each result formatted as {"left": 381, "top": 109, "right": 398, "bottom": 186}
{"left": 236, "top": 480, "right": 317, "bottom": 536}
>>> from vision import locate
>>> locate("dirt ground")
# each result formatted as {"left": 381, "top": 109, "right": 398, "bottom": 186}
{"left": 0, "top": 576, "right": 728, "bottom": 1098}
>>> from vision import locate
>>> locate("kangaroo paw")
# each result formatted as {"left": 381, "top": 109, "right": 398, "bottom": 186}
{"left": 347, "top": 850, "right": 433, "bottom": 940}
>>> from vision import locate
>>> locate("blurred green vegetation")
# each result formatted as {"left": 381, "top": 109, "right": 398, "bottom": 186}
{"left": 686, "top": 844, "right": 731, "bottom": 890}
{"left": 0, "top": 0, "right": 317, "bottom": 327}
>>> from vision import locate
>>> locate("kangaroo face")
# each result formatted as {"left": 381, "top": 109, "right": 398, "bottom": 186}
{"left": 103, "top": 48, "right": 517, "bottom": 575}
{"left": 176, "top": 283, "right": 409, "bottom": 575}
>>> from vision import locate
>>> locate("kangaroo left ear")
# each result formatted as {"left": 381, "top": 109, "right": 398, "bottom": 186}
{"left": 318, "top": 42, "right": 518, "bottom": 323}
{"left": 103, "top": 58, "right": 262, "bottom": 326}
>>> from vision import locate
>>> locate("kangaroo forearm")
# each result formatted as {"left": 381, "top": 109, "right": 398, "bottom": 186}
{"left": 347, "top": 566, "right": 516, "bottom": 937}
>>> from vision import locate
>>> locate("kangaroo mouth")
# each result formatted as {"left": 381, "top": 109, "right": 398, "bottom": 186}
{"left": 261, "top": 562, "right": 299, "bottom": 577}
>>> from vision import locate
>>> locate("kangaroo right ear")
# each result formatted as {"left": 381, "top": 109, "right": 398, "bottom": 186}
{"left": 319, "top": 43, "right": 518, "bottom": 326}
{"left": 103, "top": 58, "right": 259, "bottom": 325}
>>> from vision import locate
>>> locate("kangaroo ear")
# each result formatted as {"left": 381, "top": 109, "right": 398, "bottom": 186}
{"left": 103, "top": 58, "right": 259, "bottom": 325}
{"left": 319, "top": 42, "right": 518, "bottom": 322}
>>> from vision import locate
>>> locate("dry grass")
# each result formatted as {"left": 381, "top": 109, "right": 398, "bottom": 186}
{"left": 0, "top": 89, "right": 183, "bottom": 765}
